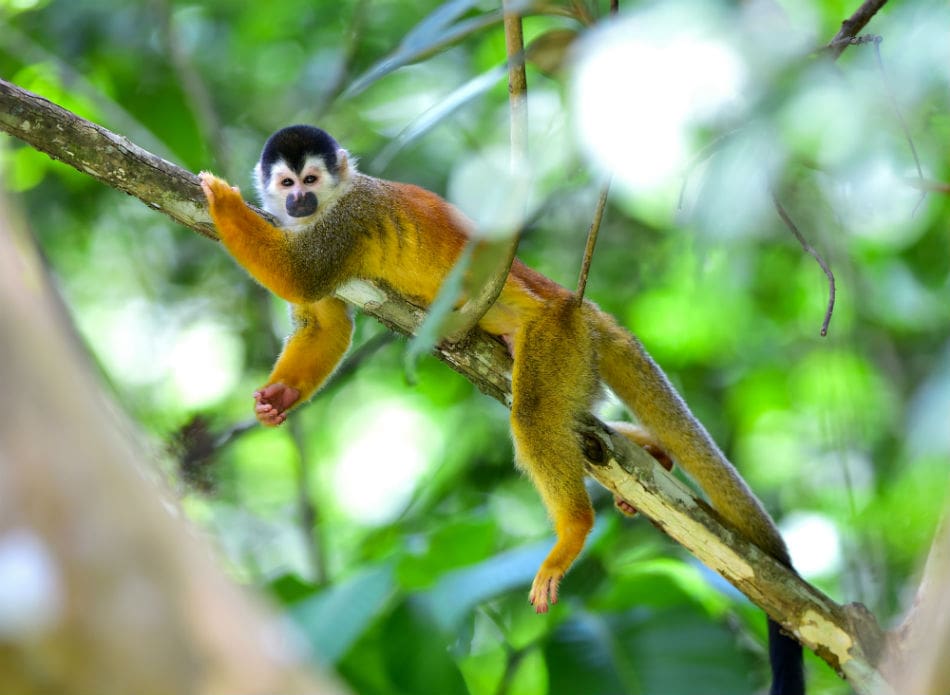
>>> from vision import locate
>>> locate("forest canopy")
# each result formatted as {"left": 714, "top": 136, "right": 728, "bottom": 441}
{"left": 1, "top": 1, "right": 949, "bottom": 694}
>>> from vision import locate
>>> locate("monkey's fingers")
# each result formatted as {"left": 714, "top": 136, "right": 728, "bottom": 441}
{"left": 252, "top": 382, "right": 301, "bottom": 427}
{"left": 614, "top": 497, "right": 639, "bottom": 517}
{"left": 528, "top": 571, "right": 561, "bottom": 614}
{"left": 198, "top": 171, "right": 241, "bottom": 205}
{"left": 255, "top": 401, "right": 295, "bottom": 427}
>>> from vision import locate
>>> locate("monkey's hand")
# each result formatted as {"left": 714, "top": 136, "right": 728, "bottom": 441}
{"left": 198, "top": 171, "right": 242, "bottom": 209}
{"left": 253, "top": 382, "right": 301, "bottom": 427}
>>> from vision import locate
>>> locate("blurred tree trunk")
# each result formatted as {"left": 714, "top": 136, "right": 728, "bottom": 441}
{"left": 881, "top": 511, "right": 950, "bottom": 694}
{"left": 0, "top": 193, "right": 346, "bottom": 694}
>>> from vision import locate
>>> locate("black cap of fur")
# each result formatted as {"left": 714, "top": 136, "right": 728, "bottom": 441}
{"left": 259, "top": 125, "right": 340, "bottom": 183}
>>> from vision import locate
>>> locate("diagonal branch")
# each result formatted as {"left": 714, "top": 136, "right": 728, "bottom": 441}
{"left": 827, "top": 0, "right": 890, "bottom": 59}
{"left": 771, "top": 191, "right": 836, "bottom": 337}
{"left": 0, "top": 79, "right": 217, "bottom": 239}
{"left": 0, "top": 76, "right": 893, "bottom": 693}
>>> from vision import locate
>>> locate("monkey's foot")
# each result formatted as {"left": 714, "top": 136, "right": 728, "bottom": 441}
{"left": 529, "top": 568, "right": 562, "bottom": 614}
{"left": 614, "top": 496, "right": 639, "bottom": 517}
{"left": 253, "top": 382, "right": 300, "bottom": 427}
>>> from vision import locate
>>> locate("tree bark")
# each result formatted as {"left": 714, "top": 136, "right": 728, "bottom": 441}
{"left": 0, "top": 187, "right": 347, "bottom": 694}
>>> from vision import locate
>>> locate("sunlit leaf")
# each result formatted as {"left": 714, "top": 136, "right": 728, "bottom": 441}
{"left": 508, "top": 646, "right": 549, "bottom": 695}
{"left": 458, "top": 647, "right": 507, "bottom": 695}
{"left": 346, "top": 0, "right": 517, "bottom": 97}
{"left": 372, "top": 64, "right": 507, "bottom": 171}
{"left": 403, "top": 242, "right": 473, "bottom": 381}
{"left": 589, "top": 557, "right": 731, "bottom": 616}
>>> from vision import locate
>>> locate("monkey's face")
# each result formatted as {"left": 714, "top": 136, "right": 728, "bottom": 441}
{"left": 256, "top": 154, "right": 340, "bottom": 228}
{"left": 256, "top": 155, "right": 354, "bottom": 231}
{"left": 253, "top": 125, "right": 354, "bottom": 229}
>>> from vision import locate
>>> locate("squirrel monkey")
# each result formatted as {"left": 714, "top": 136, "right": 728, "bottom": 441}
{"left": 199, "top": 125, "right": 804, "bottom": 695}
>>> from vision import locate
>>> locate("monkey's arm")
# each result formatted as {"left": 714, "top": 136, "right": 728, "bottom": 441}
{"left": 255, "top": 297, "right": 354, "bottom": 426}
{"left": 199, "top": 172, "right": 312, "bottom": 304}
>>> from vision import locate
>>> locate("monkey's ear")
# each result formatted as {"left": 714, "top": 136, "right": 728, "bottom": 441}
{"left": 336, "top": 149, "right": 356, "bottom": 180}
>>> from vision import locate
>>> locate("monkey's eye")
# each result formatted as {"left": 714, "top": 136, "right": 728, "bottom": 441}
{"left": 280, "top": 178, "right": 294, "bottom": 187}
{"left": 303, "top": 174, "right": 318, "bottom": 185}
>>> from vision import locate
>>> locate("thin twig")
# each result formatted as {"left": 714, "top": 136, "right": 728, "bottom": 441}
{"left": 827, "top": 0, "right": 889, "bottom": 60}
{"left": 828, "top": 33, "right": 927, "bottom": 212}
{"left": 504, "top": 2, "right": 529, "bottom": 168}
{"left": 770, "top": 191, "right": 836, "bottom": 337}
{"left": 575, "top": 182, "right": 609, "bottom": 300}
{"left": 438, "top": 2, "right": 526, "bottom": 343}
{"left": 315, "top": 0, "right": 372, "bottom": 118}
{"left": 904, "top": 178, "right": 950, "bottom": 194}
{"left": 290, "top": 417, "right": 327, "bottom": 585}
{"left": 569, "top": 0, "right": 594, "bottom": 25}
{"left": 868, "top": 37, "right": 927, "bottom": 213}
{"left": 574, "top": 0, "right": 618, "bottom": 301}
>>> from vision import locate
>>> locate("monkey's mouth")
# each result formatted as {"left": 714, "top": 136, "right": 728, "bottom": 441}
{"left": 286, "top": 192, "right": 318, "bottom": 217}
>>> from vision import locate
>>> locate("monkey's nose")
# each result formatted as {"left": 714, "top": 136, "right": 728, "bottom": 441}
{"left": 286, "top": 191, "right": 318, "bottom": 217}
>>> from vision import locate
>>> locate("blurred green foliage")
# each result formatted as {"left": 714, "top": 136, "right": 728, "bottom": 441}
{"left": 2, "top": 0, "right": 949, "bottom": 693}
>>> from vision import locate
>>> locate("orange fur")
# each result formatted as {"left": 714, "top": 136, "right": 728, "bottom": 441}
{"left": 198, "top": 167, "right": 793, "bottom": 612}
{"left": 268, "top": 297, "right": 354, "bottom": 403}
{"left": 199, "top": 139, "right": 804, "bottom": 690}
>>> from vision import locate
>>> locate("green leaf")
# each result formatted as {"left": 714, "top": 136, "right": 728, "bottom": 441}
{"left": 509, "top": 646, "right": 549, "bottom": 695}
{"left": 590, "top": 558, "right": 731, "bottom": 616}
{"left": 291, "top": 563, "right": 395, "bottom": 664}
{"left": 267, "top": 573, "right": 318, "bottom": 605}
{"left": 372, "top": 64, "right": 507, "bottom": 171}
{"left": 545, "top": 607, "right": 762, "bottom": 695}
{"left": 421, "top": 539, "right": 550, "bottom": 631}
{"left": 458, "top": 646, "right": 507, "bottom": 695}
{"left": 396, "top": 516, "right": 499, "bottom": 590}
{"left": 340, "top": 599, "right": 469, "bottom": 695}
{"left": 420, "top": 521, "right": 606, "bottom": 632}
{"left": 403, "top": 242, "right": 474, "bottom": 382}
{"left": 346, "top": 0, "right": 533, "bottom": 96}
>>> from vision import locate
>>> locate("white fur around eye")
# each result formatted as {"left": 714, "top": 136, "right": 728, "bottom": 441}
{"left": 252, "top": 150, "right": 357, "bottom": 229}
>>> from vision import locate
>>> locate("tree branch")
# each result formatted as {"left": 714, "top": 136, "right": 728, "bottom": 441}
{"left": 0, "top": 77, "right": 893, "bottom": 693}
{"left": 578, "top": 417, "right": 890, "bottom": 694}
{"left": 0, "top": 78, "right": 217, "bottom": 239}
{"left": 826, "top": 0, "right": 890, "bottom": 59}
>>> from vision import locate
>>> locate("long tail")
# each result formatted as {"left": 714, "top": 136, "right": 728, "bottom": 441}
{"left": 591, "top": 308, "right": 805, "bottom": 695}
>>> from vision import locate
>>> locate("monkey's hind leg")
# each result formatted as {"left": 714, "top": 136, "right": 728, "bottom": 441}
{"left": 510, "top": 298, "right": 599, "bottom": 613}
